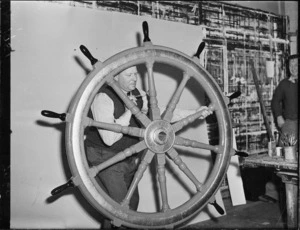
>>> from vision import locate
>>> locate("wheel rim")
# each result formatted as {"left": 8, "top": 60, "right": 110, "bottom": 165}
{"left": 65, "top": 45, "right": 233, "bottom": 229}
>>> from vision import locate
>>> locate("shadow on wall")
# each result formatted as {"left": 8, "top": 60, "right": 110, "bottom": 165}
{"left": 34, "top": 32, "right": 146, "bottom": 225}
{"left": 35, "top": 46, "right": 108, "bottom": 224}
{"left": 33, "top": 31, "right": 143, "bottom": 226}
{"left": 35, "top": 120, "right": 106, "bottom": 225}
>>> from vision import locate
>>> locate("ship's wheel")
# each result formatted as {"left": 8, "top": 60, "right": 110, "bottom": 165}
{"left": 42, "top": 22, "right": 233, "bottom": 229}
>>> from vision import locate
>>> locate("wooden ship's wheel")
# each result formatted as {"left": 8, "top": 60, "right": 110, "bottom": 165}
{"left": 42, "top": 22, "right": 234, "bottom": 229}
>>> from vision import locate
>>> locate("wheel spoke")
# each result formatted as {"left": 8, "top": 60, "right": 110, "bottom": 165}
{"left": 172, "top": 104, "right": 215, "bottom": 132}
{"left": 167, "top": 148, "right": 202, "bottom": 192}
{"left": 163, "top": 72, "right": 190, "bottom": 122}
{"left": 174, "top": 136, "right": 222, "bottom": 154}
{"left": 106, "top": 78, "right": 151, "bottom": 127}
{"left": 146, "top": 61, "right": 161, "bottom": 120}
{"left": 85, "top": 117, "right": 145, "bottom": 138}
{"left": 89, "top": 141, "right": 147, "bottom": 177}
{"left": 121, "top": 150, "right": 155, "bottom": 208}
{"left": 156, "top": 154, "right": 170, "bottom": 212}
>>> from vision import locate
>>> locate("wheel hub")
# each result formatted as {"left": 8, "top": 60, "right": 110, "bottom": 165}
{"left": 144, "top": 120, "right": 175, "bottom": 153}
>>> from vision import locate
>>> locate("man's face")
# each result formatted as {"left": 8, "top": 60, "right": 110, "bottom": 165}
{"left": 289, "top": 58, "right": 298, "bottom": 77}
{"left": 115, "top": 66, "right": 138, "bottom": 92}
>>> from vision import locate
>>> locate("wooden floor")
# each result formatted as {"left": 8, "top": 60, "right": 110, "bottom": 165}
{"left": 184, "top": 197, "right": 286, "bottom": 229}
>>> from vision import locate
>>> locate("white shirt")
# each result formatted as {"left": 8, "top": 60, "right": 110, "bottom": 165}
{"left": 91, "top": 88, "right": 198, "bottom": 146}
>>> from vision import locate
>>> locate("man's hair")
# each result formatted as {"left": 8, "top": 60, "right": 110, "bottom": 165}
{"left": 288, "top": 54, "right": 299, "bottom": 61}
{"left": 286, "top": 54, "right": 299, "bottom": 78}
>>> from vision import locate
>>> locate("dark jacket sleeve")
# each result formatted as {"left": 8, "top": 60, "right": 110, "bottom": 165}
{"left": 271, "top": 81, "right": 284, "bottom": 118}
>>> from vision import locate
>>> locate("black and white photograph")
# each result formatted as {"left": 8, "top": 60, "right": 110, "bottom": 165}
{"left": 0, "top": 1, "right": 298, "bottom": 229}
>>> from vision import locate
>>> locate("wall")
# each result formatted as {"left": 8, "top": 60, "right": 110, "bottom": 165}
{"left": 226, "top": 1, "right": 298, "bottom": 54}
{"left": 10, "top": 1, "right": 224, "bottom": 228}
{"left": 10, "top": 1, "right": 297, "bottom": 228}
{"left": 224, "top": 1, "right": 284, "bottom": 15}
{"left": 284, "top": 1, "right": 298, "bottom": 54}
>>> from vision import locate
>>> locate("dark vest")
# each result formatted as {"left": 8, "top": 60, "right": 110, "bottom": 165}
{"left": 85, "top": 86, "right": 143, "bottom": 156}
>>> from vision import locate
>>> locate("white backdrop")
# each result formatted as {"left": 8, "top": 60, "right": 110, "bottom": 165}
{"left": 11, "top": 1, "right": 225, "bottom": 228}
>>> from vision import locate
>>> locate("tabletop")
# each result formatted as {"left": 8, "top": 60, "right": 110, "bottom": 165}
{"left": 241, "top": 153, "right": 298, "bottom": 171}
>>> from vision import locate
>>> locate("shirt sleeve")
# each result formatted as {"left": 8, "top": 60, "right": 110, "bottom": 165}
{"left": 171, "top": 109, "right": 196, "bottom": 122}
{"left": 91, "top": 93, "right": 131, "bottom": 146}
{"left": 139, "top": 89, "right": 149, "bottom": 114}
{"left": 160, "top": 106, "right": 196, "bottom": 122}
{"left": 271, "top": 81, "right": 284, "bottom": 118}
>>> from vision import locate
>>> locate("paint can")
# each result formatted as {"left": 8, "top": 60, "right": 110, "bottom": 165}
{"left": 275, "top": 147, "right": 282, "bottom": 157}
{"left": 268, "top": 141, "right": 276, "bottom": 157}
{"left": 284, "top": 146, "right": 297, "bottom": 162}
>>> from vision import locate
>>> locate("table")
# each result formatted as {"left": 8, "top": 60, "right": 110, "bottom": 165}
{"left": 242, "top": 153, "right": 298, "bottom": 228}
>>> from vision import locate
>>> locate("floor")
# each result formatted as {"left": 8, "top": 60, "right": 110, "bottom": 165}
{"left": 185, "top": 197, "right": 287, "bottom": 229}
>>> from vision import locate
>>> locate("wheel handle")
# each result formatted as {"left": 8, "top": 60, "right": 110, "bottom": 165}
{"left": 142, "top": 21, "right": 151, "bottom": 42}
{"left": 235, "top": 151, "right": 249, "bottom": 157}
{"left": 227, "top": 90, "right": 241, "bottom": 106}
{"left": 194, "top": 42, "right": 205, "bottom": 59}
{"left": 80, "top": 45, "right": 98, "bottom": 65}
{"left": 41, "top": 110, "right": 66, "bottom": 121}
{"left": 51, "top": 179, "right": 75, "bottom": 196}
{"left": 209, "top": 200, "right": 225, "bottom": 215}
{"left": 228, "top": 91, "right": 241, "bottom": 101}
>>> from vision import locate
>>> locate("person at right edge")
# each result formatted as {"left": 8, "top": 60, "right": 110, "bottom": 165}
{"left": 259, "top": 54, "right": 298, "bottom": 203}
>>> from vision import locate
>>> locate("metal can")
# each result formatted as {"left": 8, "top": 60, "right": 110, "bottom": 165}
{"left": 275, "top": 146, "right": 282, "bottom": 157}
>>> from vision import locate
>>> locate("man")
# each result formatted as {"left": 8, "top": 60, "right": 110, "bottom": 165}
{"left": 272, "top": 54, "right": 298, "bottom": 140}
{"left": 84, "top": 66, "right": 212, "bottom": 228}
{"left": 85, "top": 67, "right": 145, "bottom": 214}
{"left": 259, "top": 55, "right": 298, "bottom": 203}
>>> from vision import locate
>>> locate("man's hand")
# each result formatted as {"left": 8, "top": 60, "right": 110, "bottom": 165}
{"left": 197, "top": 106, "right": 213, "bottom": 119}
{"left": 128, "top": 94, "right": 137, "bottom": 105}
{"left": 140, "top": 90, "right": 148, "bottom": 114}
{"left": 277, "top": 116, "right": 285, "bottom": 128}
{"left": 125, "top": 94, "right": 137, "bottom": 112}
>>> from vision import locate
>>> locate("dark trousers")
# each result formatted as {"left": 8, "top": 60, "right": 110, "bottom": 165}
{"left": 86, "top": 145, "right": 139, "bottom": 209}
{"left": 96, "top": 160, "right": 139, "bottom": 210}
{"left": 86, "top": 145, "right": 140, "bottom": 228}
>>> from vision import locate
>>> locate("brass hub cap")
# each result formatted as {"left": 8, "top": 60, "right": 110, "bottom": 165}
{"left": 144, "top": 120, "right": 175, "bottom": 153}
